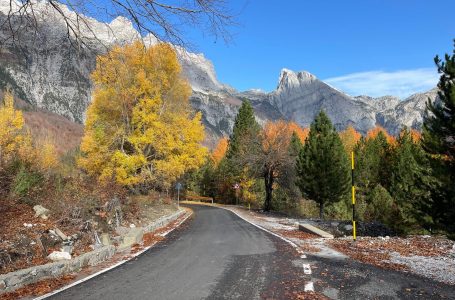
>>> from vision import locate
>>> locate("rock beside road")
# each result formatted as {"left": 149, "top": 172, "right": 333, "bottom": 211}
{"left": 48, "top": 251, "right": 71, "bottom": 261}
{"left": 33, "top": 205, "right": 50, "bottom": 220}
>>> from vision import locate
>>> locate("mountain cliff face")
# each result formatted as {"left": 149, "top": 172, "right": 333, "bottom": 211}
{"left": 0, "top": 2, "right": 438, "bottom": 148}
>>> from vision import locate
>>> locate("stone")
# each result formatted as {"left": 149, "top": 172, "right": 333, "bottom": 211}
{"left": 33, "top": 205, "right": 50, "bottom": 220}
{"left": 0, "top": 280, "right": 5, "bottom": 290}
{"left": 48, "top": 251, "right": 71, "bottom": 261}
{"left": 100, "top": 233, "right": 111, "bottom": 246}
{"left": 61, "top": 245, "right": 73, "bottom": 254}
{"left": 54, "top": 228, "right": 68, "bottom": 240}
{"left": 118, "top": 227, "right": 144, "bottom": 251}
{"left": 344, "top": 224, "right": 353, "bottom": 231}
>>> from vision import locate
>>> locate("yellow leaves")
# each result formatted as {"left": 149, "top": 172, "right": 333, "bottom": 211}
{"left": 79, "top": 42, "right": 207, "bottom": 188}
{"left": 0, "top": 91, "right": 59, "bottom": 174}
{"left": 212, "top": 137, "right": 228, "bottom": 166}
{"left": 339, "top": 125, "right": 361, "bottom": 153}
{"left": 0, "top": 90, "right": 28, "bottom": 164}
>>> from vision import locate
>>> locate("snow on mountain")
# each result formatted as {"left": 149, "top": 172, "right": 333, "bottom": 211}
{"left": 0, "top": 1, "right": 438, "bottom": 147}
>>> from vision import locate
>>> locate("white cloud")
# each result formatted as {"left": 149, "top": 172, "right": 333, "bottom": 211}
{"left": 325, "top": 68, "right": 439, "bottom": 99}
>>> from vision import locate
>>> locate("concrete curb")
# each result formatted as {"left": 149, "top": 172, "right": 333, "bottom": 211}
{"left": 298, "top": 223, "right": 334, "bottom": 239}
{"left": 0, "top": 209, "right": 186, "bottom": 294}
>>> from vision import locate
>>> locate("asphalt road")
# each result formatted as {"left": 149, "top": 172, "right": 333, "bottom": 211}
{"left": 48, "top": 205, "right": 455, "bottom": 300}
{"left": 49, "top": 205, "right": 307, "bottom": 300}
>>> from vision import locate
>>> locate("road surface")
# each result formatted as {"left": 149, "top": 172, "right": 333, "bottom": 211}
{"left": 48, "top": 204, "right": 455, "bottom": 299}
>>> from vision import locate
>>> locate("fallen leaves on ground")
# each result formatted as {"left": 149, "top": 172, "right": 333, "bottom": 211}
{"left": 0, "top": 274, "right": 76, "bottom": 300}
{"left": 328, "top": 235, "right": 454, "bottom": 272}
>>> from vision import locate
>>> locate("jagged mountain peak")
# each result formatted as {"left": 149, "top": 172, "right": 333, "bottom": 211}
{"left": 277, "top": 68, "right": 317, "bottom": 91}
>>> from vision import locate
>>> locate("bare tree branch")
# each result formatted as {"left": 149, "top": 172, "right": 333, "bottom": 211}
{"left": 0, "top": 0, "right": 237, "bottom": 51}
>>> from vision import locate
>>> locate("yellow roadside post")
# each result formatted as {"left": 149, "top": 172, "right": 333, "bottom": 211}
{"left": 351, "top": 151, "right": 357, "bottom": 241}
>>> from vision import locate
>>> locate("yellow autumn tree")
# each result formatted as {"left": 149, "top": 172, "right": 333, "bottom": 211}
{"left": 212, "top": 137, "right": 228, "bottom": 166}
{"left": 0, "top": 90, "right": 33, "bottom": 167}
{"left": 79, "top": 42, "right": 207, "bottom": 189}
{"left": 339, "top": 125, "right": 361, "bottom": 154}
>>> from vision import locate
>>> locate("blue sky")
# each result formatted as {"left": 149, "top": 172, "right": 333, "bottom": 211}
{"left": 183, "top": 0, "right": 454, "bottom": 98}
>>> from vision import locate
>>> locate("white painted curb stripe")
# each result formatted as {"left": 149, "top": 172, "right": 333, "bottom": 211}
{"left": 303, "top": 263, "right": 312, "bottom": 275}
{"left": 34, "top": 211, "right": 192, "bottom": 300}
{"left": 304, "top": 281, "right": 314, "bottom": 292}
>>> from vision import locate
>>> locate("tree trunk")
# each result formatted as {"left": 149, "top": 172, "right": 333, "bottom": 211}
{"left": 264, "top": 170, "right": 274, "bottom": 212}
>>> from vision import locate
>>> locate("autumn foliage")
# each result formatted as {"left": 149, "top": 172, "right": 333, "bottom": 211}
{"left": 366, "top": 125, "right": 396, "bottom": 145}
{"left": 0, "top": 91, "right": 58, "bottom": 173}
{"left": 79, "top": 42, "right": 207, "bottom": 189}
{"left": 212, "top": 137, "right": 228, "bottom": 166}
{"left": 288, "top": 122, "right": 309, "bottom": 143}
{"left": 339, "top": 125, "right": 362, "bottom": 153}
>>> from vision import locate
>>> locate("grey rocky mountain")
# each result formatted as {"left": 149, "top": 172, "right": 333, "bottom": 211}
{"left": 0, "top": 1, "right": 437, "bottom": 147}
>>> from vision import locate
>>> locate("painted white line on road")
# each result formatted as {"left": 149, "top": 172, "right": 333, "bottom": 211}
{"left": 304, "top": 281, "right": 314, "bottom": 292}
{"left": 34, "top": 211, "right": 192, "bottom": 300}
{"left": 303, "top": 263, "right": 312, "bottom": 275}
{"left": 218, "top": 207, "right": 300, "bottom": 249}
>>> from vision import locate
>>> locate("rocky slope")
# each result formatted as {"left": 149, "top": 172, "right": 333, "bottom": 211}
{"left": 0, "top": 1, "right": 438, "bottom": 147}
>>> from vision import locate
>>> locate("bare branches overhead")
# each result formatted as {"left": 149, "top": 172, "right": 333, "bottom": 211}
{"left": 0, "top": 0, "right": 237, "bottom": 50}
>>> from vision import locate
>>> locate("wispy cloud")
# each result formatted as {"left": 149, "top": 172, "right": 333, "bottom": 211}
{"left": 325, "top": 68, "right": 439, "bottom": 99}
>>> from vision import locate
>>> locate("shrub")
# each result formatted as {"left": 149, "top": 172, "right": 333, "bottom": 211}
{"left": 12, "top": 166, "right": 43, "bottom": 201}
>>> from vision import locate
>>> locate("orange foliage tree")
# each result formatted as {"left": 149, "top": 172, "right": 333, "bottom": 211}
{"left": 211, "top": 137, "right": 228, "bottom": 166}
{"left": 366, "top": 125, "right": 396, "bottom": 145}
{"left": 244, "top": 120, "right": 296, "bottom": 211}
{"left": 288, "top": 122, "right": 309, "bottom": 143}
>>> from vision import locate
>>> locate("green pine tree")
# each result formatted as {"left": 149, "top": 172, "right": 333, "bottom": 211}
{"left": 390, "top": 128, "right": 437, "bottom": 233}
{"left": 354, "top": 132, "right": 393, "bottom": 200}
{"left": 296, "top": 111, "right": 350, "bottom": 219}
{"left": 226, "top": 100, "right": 260, "bottom": 160}
{"left": 422, "top": 40, "right": 455, "bottom": 235}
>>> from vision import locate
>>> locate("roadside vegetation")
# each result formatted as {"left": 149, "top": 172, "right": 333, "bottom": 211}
{"left": 0, "top": 42, "right": 206, "bottom": 274}
{"left": 188, "top": 41, "right": 455, "bottom": 238}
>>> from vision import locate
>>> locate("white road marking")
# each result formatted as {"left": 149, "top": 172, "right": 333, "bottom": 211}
{"left": 303, "top": 263, "right": 312, "bottom": 275}
{"left": 34, "top": 211, "right": 192, "bottom": 300}
{"left": 304, "top": 281, "right": 314, "bottom": 292}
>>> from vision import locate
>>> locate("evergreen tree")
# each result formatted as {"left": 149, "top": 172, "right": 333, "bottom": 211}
{"left": 354, "top": 131, "right": 393, "bottom": 199}
{"left": 226, "top": 100, "right": 261, "bottom": 160}
{"left": 390, "top": 128, "right": 437, "bottom": 232}
{"left": 422, "top": 40, "right": 455, "bottom": 235}
{"left": 289, "top": 131, "right": 304, "bottom": 157}
{"left": 223, "top": 100, "right": 260, "bottom": 204}
{"left": 296, "top": 111, "right": 350, "bottom": 218}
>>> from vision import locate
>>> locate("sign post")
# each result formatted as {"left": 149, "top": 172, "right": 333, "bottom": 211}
{"left": 351, "top": 151, "right": 357, "bottom": 242}
{"left": 233, "top": 183, "right": 240, "bottom": 206}
{"left": 176, "top": 182, "right": 183, "bottom": 209}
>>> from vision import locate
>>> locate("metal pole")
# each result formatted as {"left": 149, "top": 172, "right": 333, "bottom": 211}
{"left": 351, "top": 151, "right": 356, "bottom": 242}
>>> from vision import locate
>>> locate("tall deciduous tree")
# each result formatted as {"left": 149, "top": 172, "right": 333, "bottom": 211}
{"left": 339, "top": 125, "right": 361, "bottom": 154}
{"left": 79, "top": 42, "right": 207, "bottom": 190}
{"left": 423, "top": 40, "right": 455, "bottom": 234}
{"left": 212, "top": 137, "right": 228, "bottom": 166}
{"left": 296, "top": 111, "right": 350, "bottom": 218}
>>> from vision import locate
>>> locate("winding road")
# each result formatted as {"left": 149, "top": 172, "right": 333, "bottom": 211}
{"left": 46, "top": 204, "right": 455, "bottom": 300}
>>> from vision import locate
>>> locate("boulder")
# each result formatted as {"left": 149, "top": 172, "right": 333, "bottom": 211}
{"left": 48, "top": 251, "right": 71, "bottom": 261}
{"left": 33, "top": 205, "right": 50, "bottom": 220}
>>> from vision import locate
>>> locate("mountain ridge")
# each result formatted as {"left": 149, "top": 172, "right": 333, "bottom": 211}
{"left": 0, "top": 1, "right": 438, "bottom": 148}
